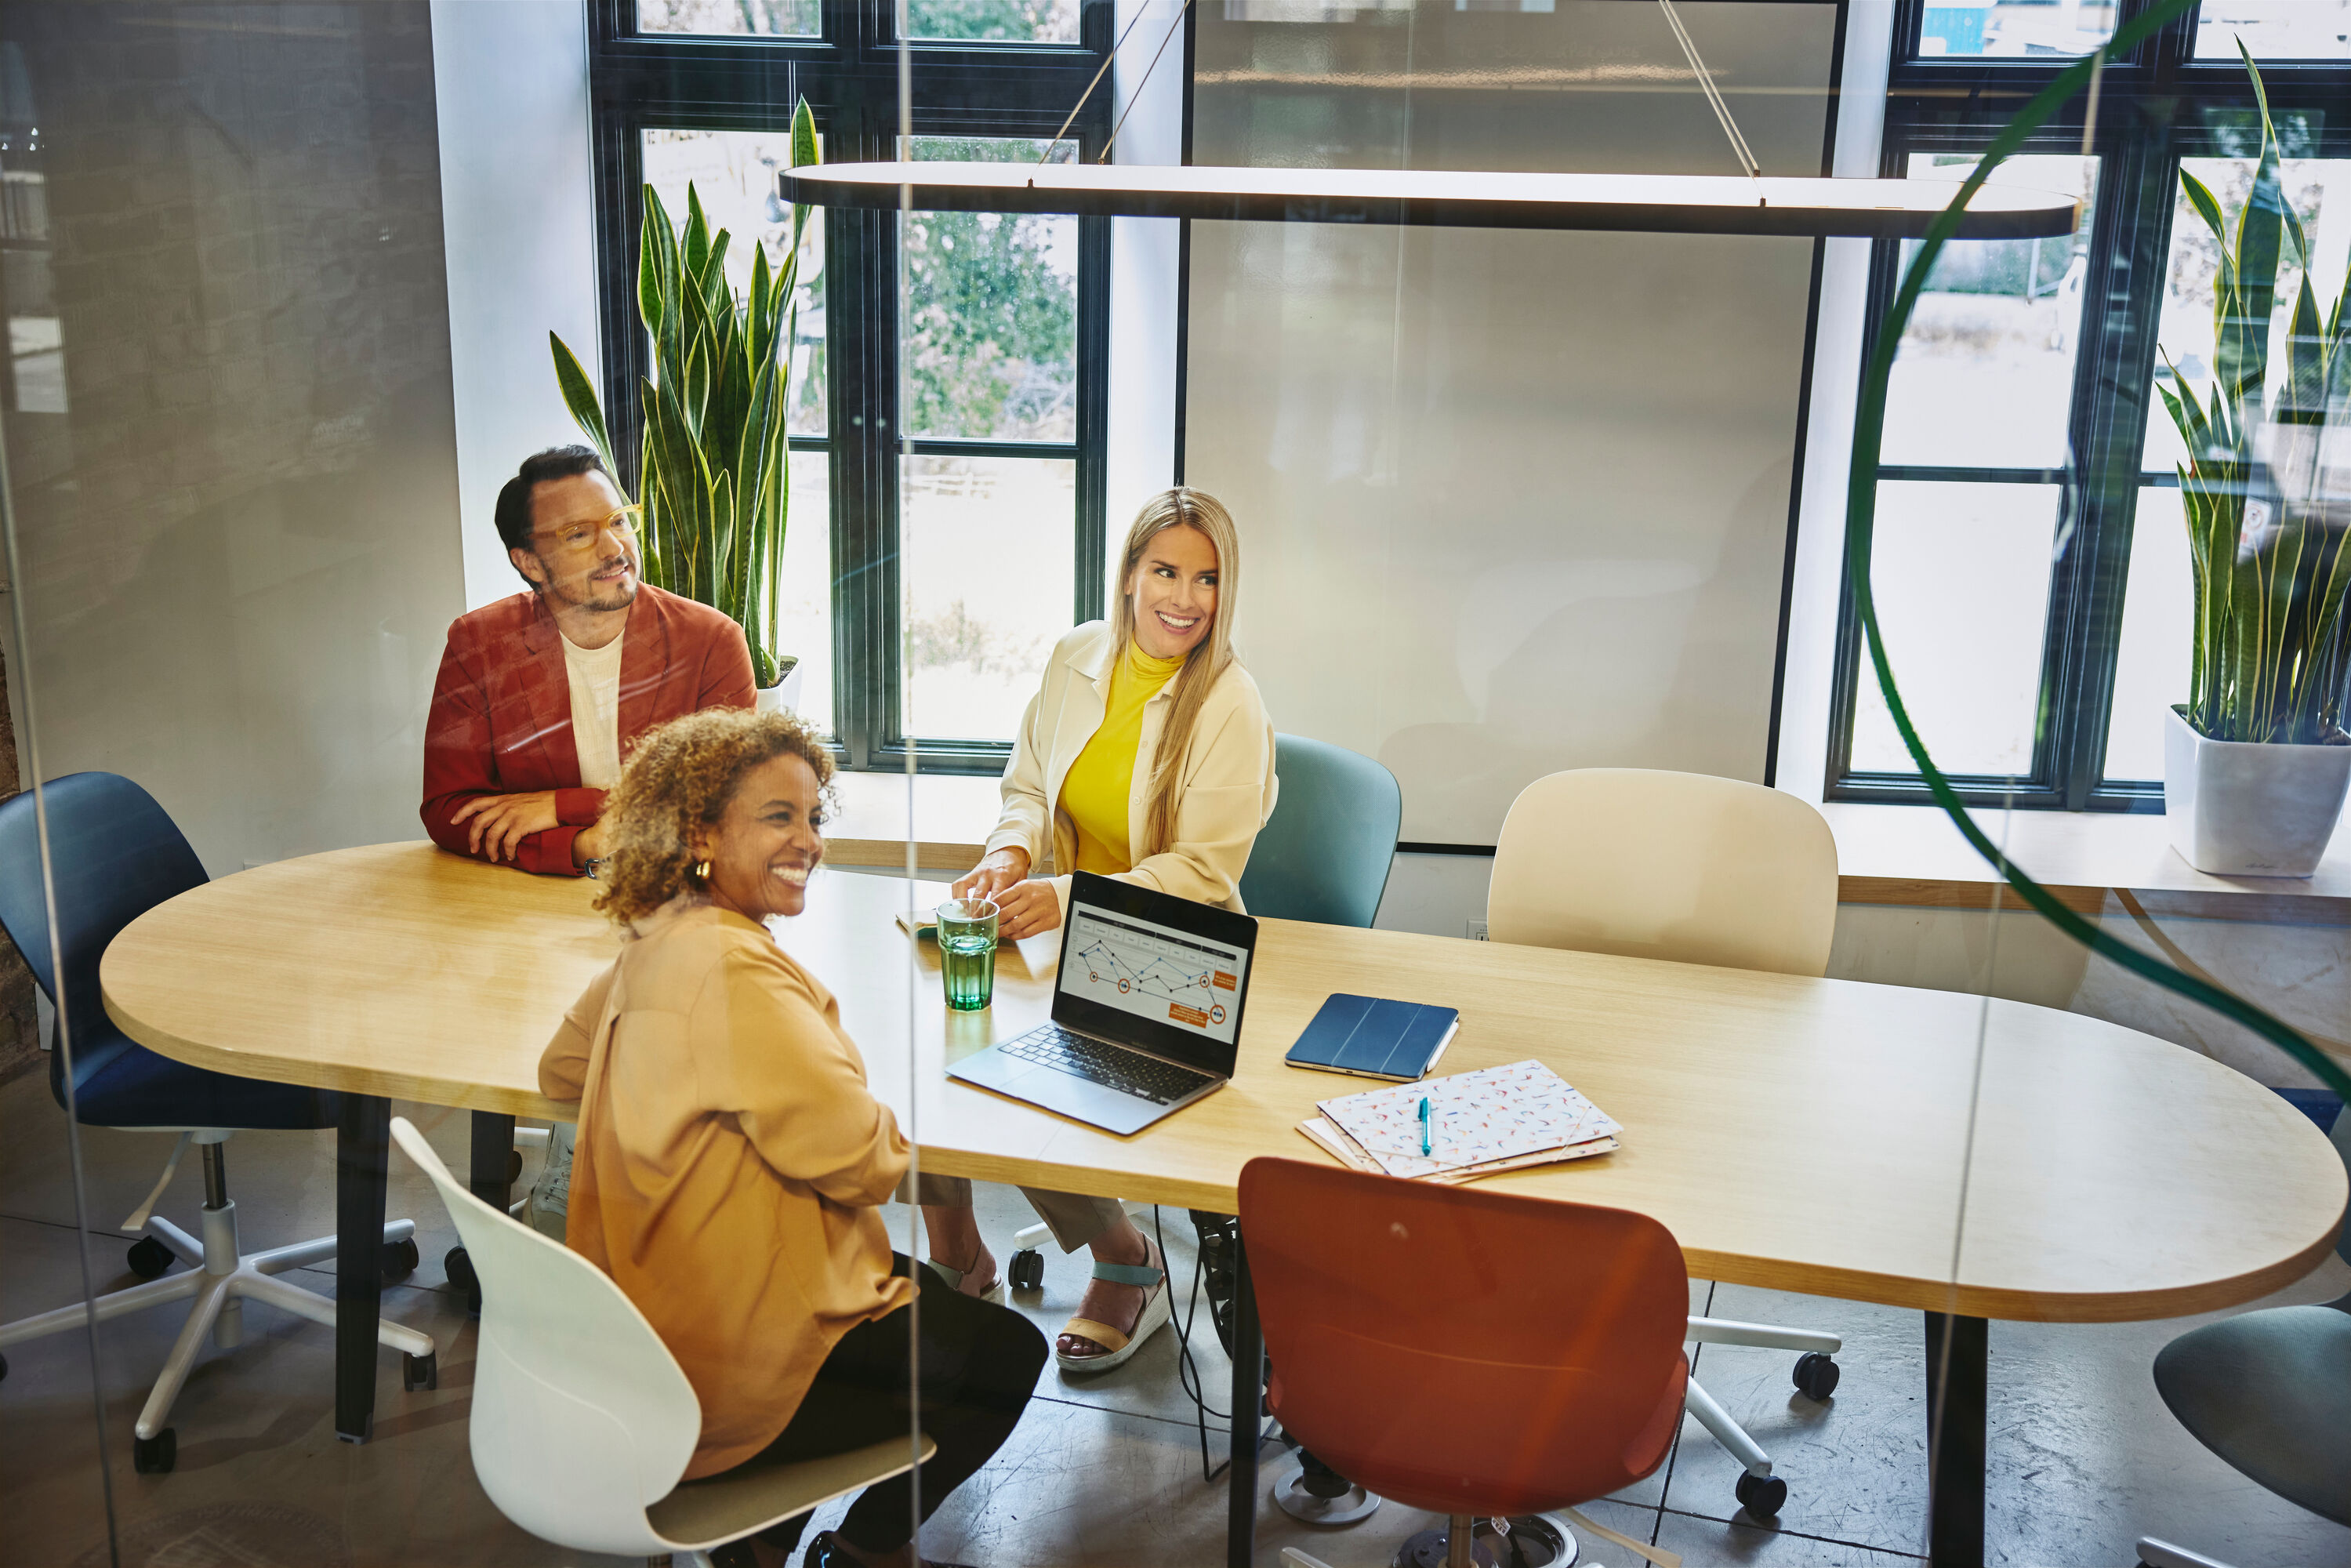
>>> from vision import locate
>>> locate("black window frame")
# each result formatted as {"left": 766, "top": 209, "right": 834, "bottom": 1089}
{"left": 1826, "top": 0, "right": 2351, "bottom": 811}
{"left": 586, "top": 0, "right": 1116, "bottom": 775}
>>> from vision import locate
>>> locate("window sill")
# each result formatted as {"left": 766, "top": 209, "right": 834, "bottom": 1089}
{"left": 1823, "top": 800, "right": 2351, "bottom": 926}
{"left": 815, "top": 771, "right": 2351, "bottom": 927}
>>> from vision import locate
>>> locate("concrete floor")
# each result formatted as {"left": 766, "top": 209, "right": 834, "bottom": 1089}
{"left": 2, "top": 1069, "right": 2347, "bottom": 1568}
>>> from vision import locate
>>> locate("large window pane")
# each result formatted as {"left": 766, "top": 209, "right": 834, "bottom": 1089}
{"left": 640, "top": 128, "right": 828, "bottom": 437}
{"left": 1917, "top": 0, "right": 2116, "bottom": 57}
{"left": 636, "top": 0, "right": 820, "bottom": 36}
{"left": 2103, "top": 487, "right": 2194, "bottom": 783}
{"left": 2195, "top": 0, "right": 2351, "bottom": 58}
{"left": 779, "top": 445, "right": 836, "bottom": 736}
{"left": 906, "top": 0, "right": 1079, "bottom": 42}
{"left": 906, "top": 136, "right": 1077, "bottom": 441}
{"left": 901, "top": 455, "right": 1075, "bottom": 741}
{"left": 1849, "top": 481, "right": 2059, "bottom": 776}
{"left": 1881, "top": 154, "right": 2099, "bottom": 471}
{"left": 2146, "top": 155, "right": 2351, "bottom": 474}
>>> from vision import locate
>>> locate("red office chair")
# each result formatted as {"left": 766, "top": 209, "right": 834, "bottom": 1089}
{"left": 1239, "top": 1158, "right": 1691, "bottom": 1568}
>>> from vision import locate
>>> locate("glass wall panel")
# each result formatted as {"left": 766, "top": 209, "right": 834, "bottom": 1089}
{"left": 2195, "top": 0, "right": 2351, "bottom": 58}
{"left": 1849, "top": 481, "right": 2060, "bottom": 776}
{"left": 905, "top": 0, "right": 1080, "bottom": 42}
{"left": 1917, "top": 0, "right": 2117, "bottom": 57}
{"left": 637, "top": 0, "right": 822, "bottom": 37}
{"left": 1881, "top": 154, "right": 2100, "bottom": 471}
{"left": 899, "top": 453, "right": 1076, "bottom": 741}
{"left": 642, "top": 126, "right": 829, "bottom": 437}
{"left": 2103, "top": 485, "right": 2194, "bottom": 782}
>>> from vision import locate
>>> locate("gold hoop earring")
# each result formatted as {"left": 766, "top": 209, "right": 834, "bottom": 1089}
{"left": 693, "top": 859, "right": 711, "bottom": 882}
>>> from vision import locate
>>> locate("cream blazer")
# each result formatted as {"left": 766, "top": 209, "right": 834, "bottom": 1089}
{"left": 985, "top": 621, "right": 1278, "bottom": 917}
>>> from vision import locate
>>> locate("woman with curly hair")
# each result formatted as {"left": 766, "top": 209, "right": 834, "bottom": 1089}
{"left": 539, "top": 707, "right": 1046, "bottom": 1568}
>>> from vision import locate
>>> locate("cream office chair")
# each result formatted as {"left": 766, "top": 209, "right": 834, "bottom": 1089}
{"left": 390, "top": 1117, "right": 932, "bottom": 1566}
{"left": 1489, "top": 767, "right": 1846, "bottom": 1520}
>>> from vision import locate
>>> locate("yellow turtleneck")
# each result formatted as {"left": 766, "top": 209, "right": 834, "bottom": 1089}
{"left": 1058, "top": 639, "right": 1188, "bottom": 874}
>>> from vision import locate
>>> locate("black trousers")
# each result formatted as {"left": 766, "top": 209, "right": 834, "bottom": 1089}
{"left": 727, "top": 1254, "right": 1047, "bottom": 1558}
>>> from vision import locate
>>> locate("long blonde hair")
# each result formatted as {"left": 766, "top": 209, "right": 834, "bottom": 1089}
{"left": 1108, "top": 487, "right": 1242, "bottom": 859}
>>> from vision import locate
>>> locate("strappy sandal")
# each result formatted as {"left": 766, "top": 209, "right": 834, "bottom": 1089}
{"left": 1054, "top": 1233, "right": 1170, "bottom": 1374}
{"left": 922, "top": 1251, "right": 1007, "bottom": 1305}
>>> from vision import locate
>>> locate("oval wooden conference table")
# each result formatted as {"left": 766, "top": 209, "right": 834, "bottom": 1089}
{"left": 103, "top": 842, "right": 2346, "bottom": 1567}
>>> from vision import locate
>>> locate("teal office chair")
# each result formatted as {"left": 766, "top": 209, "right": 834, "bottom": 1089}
{"left": 2135, "top": 1101, "right": 2351, "bottom": 1568}
{"left": 1236, "top": 735, "right": 1401, "bottom": 929}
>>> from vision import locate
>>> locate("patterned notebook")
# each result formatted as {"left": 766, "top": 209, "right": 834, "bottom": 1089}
{"left": 1306, "top": 1058, "right": 1622, "bottom": 1181}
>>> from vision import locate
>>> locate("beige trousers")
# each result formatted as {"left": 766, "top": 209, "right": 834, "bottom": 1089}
{"left": 909, "top": 1173, "right": 1127, "bottom": 1254}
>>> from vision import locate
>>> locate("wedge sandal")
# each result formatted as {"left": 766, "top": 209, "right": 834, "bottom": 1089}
{"left": 1054, "top": 1235, "right": 1170, "bottom": 1374}
{"left": 923, "top": 1253, "right": 1007, "bottom": 1305}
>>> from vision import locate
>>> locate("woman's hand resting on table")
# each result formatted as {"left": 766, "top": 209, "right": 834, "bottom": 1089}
{"left": 951, "top": 847, "right": 1061, "bottom": 942}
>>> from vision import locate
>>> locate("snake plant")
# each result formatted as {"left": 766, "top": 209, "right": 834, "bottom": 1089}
{"left": 550, "top": 100, "right": 818, "bottom": 689}
{"left": 2155, "top": 47, "right": 2351, "bottom": 746}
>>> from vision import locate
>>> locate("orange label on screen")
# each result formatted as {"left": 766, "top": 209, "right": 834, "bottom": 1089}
{"left": 1213, "top": 971, "right": 1237, "bottom": 990}
{"left": 1167, "top": 1003, "right": 1209, "bottom": 1027}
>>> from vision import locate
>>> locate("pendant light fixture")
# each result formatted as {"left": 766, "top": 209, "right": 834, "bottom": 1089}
{"left": 781, "top": 0, "right": 2077, "bottom": 241}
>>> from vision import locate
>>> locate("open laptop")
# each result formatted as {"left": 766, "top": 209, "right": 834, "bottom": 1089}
{"left": 947, "top": 871, "right": 1257, "bottom": 1137}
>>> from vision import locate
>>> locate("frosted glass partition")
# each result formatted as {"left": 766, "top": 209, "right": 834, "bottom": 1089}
{"left": 1185, "top": 0, "right": 1838, "bottom": 844}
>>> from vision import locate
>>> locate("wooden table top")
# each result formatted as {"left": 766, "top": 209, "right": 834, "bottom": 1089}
{"left": 103, "top": 841, "right": 2346, "bottom": 1323}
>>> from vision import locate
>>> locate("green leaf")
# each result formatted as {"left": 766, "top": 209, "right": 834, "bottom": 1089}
{"left": 549, "top": 332, "right": 618, "bottom": 478}
{"left": 640, "top": 184, "right": 680, "bottom": 339}
{"left": 789, "top": 97, "right": 819, "bottom": 258}
{"left": 682, "top": 183, "right": 713, "bottom": 292}
{"left": 2218, "top": 50, "right": 2284, "bottom": 426}
{"left": 2179, "top": 169, "right": 2229, "bottom": 251}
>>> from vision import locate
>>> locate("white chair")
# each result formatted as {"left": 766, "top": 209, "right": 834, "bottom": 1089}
{"left": 1489, "top": 767, "right": 1847, "bottom": 1521}
{"left": 389, "top": 1116, "right": 934, "bottom": 1566}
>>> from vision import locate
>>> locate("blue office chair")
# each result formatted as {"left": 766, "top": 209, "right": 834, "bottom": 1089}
{"left": 1237, "top": 735, "right": 1402, "bottom": 929}
{"left": 2135, "top": 1100, "right": 2351, "bottom": 1568}
{"left": 0, "top": 772, "right": 432, "bottom": 1474}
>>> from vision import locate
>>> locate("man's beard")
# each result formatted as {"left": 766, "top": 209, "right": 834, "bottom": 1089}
{"left": 550, "top": 560, "right": 640, "bottom": 614}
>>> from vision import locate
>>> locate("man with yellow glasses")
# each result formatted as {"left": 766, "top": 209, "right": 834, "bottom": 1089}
{"left": 422, "top": 445, "right": 756, "bottom": 877}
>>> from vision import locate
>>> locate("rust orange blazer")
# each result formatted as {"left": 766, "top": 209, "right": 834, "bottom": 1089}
{"left": 420, "top": 586, "right": 756, "bottom": 875}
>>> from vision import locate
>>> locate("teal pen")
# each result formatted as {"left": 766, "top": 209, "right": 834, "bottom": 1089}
{"left": 1418, "top": 1096, "right": 1431, "bottom": 1156}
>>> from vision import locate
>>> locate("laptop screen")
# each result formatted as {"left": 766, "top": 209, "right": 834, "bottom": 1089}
{"left": 1051, "top": 872, "right": 1255, "bottom": 1076}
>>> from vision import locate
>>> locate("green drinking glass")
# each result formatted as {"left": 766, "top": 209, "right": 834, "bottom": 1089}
{"left": 937, "top": 896, "right": 999, "bottom": 1011}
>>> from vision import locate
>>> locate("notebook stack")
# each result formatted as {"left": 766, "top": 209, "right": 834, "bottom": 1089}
{"left": 1297, "top": 1058, "right": 1621, "bottom": 1185}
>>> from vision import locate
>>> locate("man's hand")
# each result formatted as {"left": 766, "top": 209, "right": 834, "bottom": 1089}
{"left": 952, "top": 847, "right": 1031, "bottom": 904}
{"left": 993, "top": 877, "right": 1061, "bottom": 942}
{"left": 450, "top": 791, "right": 563, "bottom": 863}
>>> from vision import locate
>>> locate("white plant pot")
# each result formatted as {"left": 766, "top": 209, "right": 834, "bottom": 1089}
{"left": 2162, "top": 705, "right": 2351, "bottom": 877}
{"left": 755, "top": 657, "right": 804, "bottom": 716}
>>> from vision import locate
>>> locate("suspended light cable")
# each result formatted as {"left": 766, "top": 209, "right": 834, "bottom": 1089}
{"left": 1656, "top": 0, "right": 1761, "bottom": 180}
{"left": 1039, "top": 0, "right": 1162, "bottom": 165}
{"left": 1101, "top": 0, "right": 1195, "bottom": 165}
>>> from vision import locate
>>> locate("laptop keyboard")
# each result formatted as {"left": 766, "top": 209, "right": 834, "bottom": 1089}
{"left": 1002, "top": 1025, "right": 1214, "bottom": 1105}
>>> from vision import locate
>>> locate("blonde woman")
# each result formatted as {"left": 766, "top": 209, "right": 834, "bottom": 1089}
{"left": 922, "top": 487, "right": 1277, "bottom": 1374}
{"left": 541, "top": 709, "right": 1046, "bottom": 1568}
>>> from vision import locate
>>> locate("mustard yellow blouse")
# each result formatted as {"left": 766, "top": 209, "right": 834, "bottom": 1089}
{"left": 1058, "top": 638, "right": 1187, "bottom": 873}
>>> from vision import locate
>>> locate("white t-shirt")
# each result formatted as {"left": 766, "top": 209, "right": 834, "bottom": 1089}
{"left": 561, "top": 629, "right": 626, "bottom": 789}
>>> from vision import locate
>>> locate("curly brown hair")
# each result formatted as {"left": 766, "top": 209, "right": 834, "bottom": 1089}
{"left": 592, "top": 707, "right": 836, "bottom": 925}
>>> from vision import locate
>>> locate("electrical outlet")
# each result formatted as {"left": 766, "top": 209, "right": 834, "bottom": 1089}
{"left": 1465, "top": 920, "right": 1488, "bottom": 941}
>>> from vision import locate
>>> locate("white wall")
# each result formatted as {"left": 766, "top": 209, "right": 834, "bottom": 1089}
{"left": 1185, "top": 1, "right": 1838, "bottom": 844}
{"left": 1104, "top": 0, "right": 1187, "bottom": 553}
{"left": 430, "top": 0, "right": 604, "bottom": 612}
{"left": 1772, "top": 0, "right": 1897, "bottom": 799}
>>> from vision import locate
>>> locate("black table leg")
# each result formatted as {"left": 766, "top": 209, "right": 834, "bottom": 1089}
{"left": 1228, "top": 1231, "right": 1264, "bottom": 1568}
{"left": 1924, "top": 1312, "right": 1987, "bottom": 1568}
{"left": 468, "top": 1111, "right": 516, "bottom": 1209}
{"left": 336, "top": 1093, "right": 391, "bottom": 1443}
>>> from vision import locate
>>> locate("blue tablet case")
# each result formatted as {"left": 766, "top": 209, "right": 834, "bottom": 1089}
{"left": 1283, "top": 993, "right": 1461, "bottom": 1082}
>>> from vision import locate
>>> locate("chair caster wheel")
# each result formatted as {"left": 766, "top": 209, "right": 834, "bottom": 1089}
{"left": 133, "top": 1428, "right": 177, "bottom": 1475}
{"left": 1008, "top": 1248, "right": 1045, "bottom": 1291}
{"left": 127, "top": 1236, "right": 174, "bottom": 1279}
{"left": 403, "top": 1349, "right": 437, "bottom": 1392}
{"left": 1793, "top": 1351, "right": 1840, "bottom": 1401}
{"left": 1735, "top": 1471, "right": 1787, "bottom": 1519}
{"left": 444, "top": 1246, "right": 482, "bottom": 1315}
{"left": 381, "top": 1236, "right": 420, "bottom": 1278}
